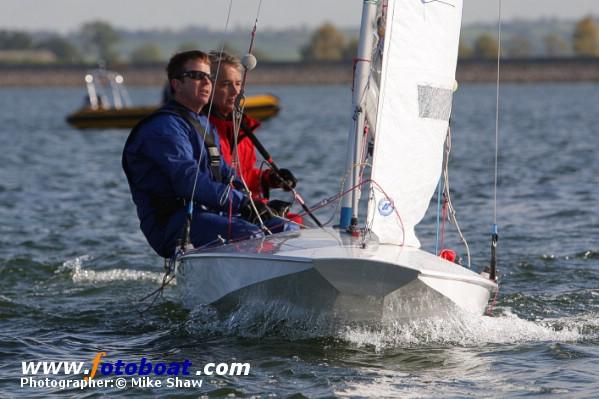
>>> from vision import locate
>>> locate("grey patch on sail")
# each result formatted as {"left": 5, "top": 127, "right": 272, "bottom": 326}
{"left": 418, "top": 85, "right": 453, "bottom": 121}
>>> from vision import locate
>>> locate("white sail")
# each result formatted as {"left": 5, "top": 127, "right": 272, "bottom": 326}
{"left": 367, "top": 0, "right": 462, "bottom": 247}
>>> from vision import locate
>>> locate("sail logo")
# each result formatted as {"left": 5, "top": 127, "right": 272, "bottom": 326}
{"left": 377, "top": 198, "right": 395, "bottom": 216}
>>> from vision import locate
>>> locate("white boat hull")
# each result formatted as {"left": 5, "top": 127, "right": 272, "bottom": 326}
{"left": 177, "top": 228, "right": 497, "bottom": 323}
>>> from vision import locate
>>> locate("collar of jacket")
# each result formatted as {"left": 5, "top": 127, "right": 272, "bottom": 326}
{"left": 164, "top": 100, "right": 202, "bottom": 117}
{"left": 207, "top": 112, "right": 251, "bottom": 144}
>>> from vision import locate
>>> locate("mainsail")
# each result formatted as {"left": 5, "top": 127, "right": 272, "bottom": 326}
{"left": 366, "top": 0, "right": 462, "bottom": 247}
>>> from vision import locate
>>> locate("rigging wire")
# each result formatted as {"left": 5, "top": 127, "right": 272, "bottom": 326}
{"left": 441, "top": 126, "right": 472, "bottom": 268}
{"left": 229, "top": 0, "right": 275, "bottom": 233}
{"left": 251, "top": 0, "right": 263, "bottom": 53}
{"left": 494, "top": 0, "right": 502, "bottom": 227}
{"left": 489, "top": 0, "right": 502, "bottom": 283}
{"left": 434, "top": 178, "right": 442, "bottom": 255}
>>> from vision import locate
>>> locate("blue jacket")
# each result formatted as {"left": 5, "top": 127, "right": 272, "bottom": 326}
{"left": 122, "top": 101, "right": 247, "bottom": 256}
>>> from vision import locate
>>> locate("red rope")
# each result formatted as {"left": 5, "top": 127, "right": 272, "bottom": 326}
{"left": 193, "top": 177, "right": 405, "bottom": 252}
{"left": 293, "top": 178, "right": 405, "bottom": 247}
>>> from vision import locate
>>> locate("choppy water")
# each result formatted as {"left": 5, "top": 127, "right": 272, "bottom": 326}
{"left": 0, "top": 83, "right": 598, "bottom": 397}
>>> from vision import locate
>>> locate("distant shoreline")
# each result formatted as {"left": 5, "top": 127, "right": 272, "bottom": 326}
{"left": 1, "top": 58, "right": 599, "bottom": 86}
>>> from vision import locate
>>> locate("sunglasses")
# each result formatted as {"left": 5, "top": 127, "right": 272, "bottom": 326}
{"left": 179, "top": 70, "right": 214, "bottom": 82}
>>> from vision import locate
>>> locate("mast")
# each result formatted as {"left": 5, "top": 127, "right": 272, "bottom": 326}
{"left": 339, "top": 0, "right": 378, "bottom": 230}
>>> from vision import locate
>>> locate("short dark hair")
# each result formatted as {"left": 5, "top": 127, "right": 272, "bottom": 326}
{"left": 166, "top": 50, "right": 211, "bottom": 82}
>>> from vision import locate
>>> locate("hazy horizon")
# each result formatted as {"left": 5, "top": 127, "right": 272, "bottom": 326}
{"left": 1, "top": 0, "right": 598, "bottom": 34}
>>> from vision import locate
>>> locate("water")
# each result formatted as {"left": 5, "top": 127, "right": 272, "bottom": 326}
{"left": 0, "top": 82, "right": 598, "bottom": 397}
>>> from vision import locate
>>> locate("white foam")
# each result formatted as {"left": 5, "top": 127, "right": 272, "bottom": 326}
{"left": 341, "top": 308, "right": 590, "bottom": 351}
{"left": 184, "top": 301, "right": 597, "bottom": 348}
{"left": 58, "top": 255, "right": 168, "bottom": 285}
{"left": 72, "top": 267, "right": 167, "bottom": 284}
{"left": 57, "top": 255, "right": 93, "bottom": 273}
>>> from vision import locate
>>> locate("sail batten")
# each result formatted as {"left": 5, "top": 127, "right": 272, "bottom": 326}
{"left": 366, "top": 0, "right": 463, "bottom": 247}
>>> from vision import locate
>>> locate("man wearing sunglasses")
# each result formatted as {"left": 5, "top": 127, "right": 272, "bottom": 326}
{"left": 123, "top": 50, "right": 278, "bottom": 258}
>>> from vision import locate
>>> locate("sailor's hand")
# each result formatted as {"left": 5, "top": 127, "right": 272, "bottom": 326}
{"left": 267, "top": 199, "right": 292, "bottom": 217}
{"left": 240, "top": 199, "right": 273, "bottom": 225}
{"left": 269, "top": 168, "right": 297, "bottom": 191}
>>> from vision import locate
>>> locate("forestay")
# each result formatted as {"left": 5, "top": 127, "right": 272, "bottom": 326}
{"left": 366, "top": 0, "right": 462, "bottom": 247}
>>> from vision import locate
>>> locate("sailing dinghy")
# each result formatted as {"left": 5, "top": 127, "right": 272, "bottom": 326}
{"left": 176, "top": 0, "right": 498, "bottom": 322}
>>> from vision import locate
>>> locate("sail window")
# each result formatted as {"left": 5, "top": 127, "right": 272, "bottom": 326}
{"left": 418, "top": 85, "right": 453, "bottom": 121}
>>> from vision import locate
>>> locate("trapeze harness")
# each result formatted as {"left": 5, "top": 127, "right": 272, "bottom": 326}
{"left": 122, "top": 104, "right": 223, "bottom": 227}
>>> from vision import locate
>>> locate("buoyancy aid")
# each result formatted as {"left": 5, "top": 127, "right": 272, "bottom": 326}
{"left": 208, "top": 111, "right": 265, "bottom": 197}
{"left": 123, "top": 102, "right": 227, "bottom": 227}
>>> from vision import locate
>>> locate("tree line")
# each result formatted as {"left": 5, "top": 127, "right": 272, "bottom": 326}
{"left": 460, "top": 16, "right": 599, "bottom": 59}
{"left": 0, "top": 21, "right": 172, "bottom": 64}
{"left": 306, "top": 17, "right": 599, "bottom": 60}
{"left": 1, "top": 16, "right": 598, "bottom": 64}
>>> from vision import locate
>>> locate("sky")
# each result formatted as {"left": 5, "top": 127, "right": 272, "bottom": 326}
{"left": 1, "top": 0, "right": 598, "bottom": 33}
